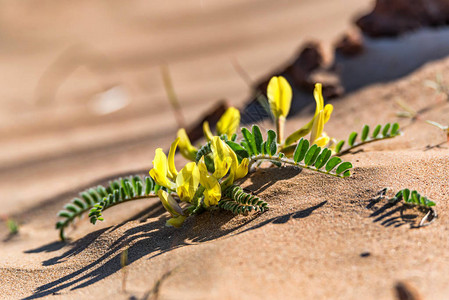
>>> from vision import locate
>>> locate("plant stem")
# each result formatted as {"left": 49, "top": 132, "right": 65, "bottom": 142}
{"left": 335, "top": 135, "right": 399, "bottom": 156}
{"left": 276, "top": 117, "right": 285, "bottom": 144}
{"left": 248, "top": 154, "right": 346, "bottom": 178}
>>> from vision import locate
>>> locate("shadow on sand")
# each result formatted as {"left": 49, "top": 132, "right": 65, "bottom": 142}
{"left": 23, "top": 183, "right": 326, "bottom": 299}
{"left": 366, "top": 191, "right": 426, "bottom": 228}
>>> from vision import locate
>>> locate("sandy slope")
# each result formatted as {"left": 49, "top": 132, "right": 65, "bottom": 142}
{"left": 0, "top": 0, "right": 370, "bottom": 215}
{"left": 3, "top": 1, "right": 449, "bottom": 299}
{"left": 1, "top": 50, "right": 449, "bottom": 299}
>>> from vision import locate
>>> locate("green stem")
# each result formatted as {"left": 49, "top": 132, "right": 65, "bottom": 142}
{"left": 335, "top": 135, "right": 398, "bottom": 156}
{"left": 248, "top": 154, "right": 345, "bottom": 178}
{"left": 276, "top": 117, "right": 285, "bottom": 144}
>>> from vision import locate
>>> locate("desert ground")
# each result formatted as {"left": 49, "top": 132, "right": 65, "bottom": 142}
{"left": 1, "top": 1, "right": 449, "bottom": 299}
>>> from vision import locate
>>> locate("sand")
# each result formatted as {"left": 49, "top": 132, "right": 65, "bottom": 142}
{"left": 2, "top": 1, "right": 449, "bottom": 299}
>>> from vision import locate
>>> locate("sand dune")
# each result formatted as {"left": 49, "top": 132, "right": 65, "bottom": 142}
{"left": 2, "top": 1, "right": 449, "bottom": 299}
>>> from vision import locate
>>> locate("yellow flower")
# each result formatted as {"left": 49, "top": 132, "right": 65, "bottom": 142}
{"left": 157, "top": 190, "right": 186, "bottom": 228}
{"left": 267, "top": 76, "right": 292, "bottom": 119}
{"left": 175, "top": 162, "right": 200, "bottom": 203}
{"left": 166, "top": 215, "right": 187, "bottom": 228}
{"left": 198, "top": 158, "right": 221, "bottom": 207}
{"left": 149, "top": 148, "right": 176, "bottom": 190}
{"left": 167, "top": 137, "right": 179, "bottom": 179}
{"left": 310, "top": 83, "right": 333, "bottom": 146}
{"left": 203, "top": 121, "right": 214, "bottom": 142}
{"left": 149, "top": 138, "right": 181, "bottom": 190}
{"left": 227, "top": 144, "right": 249, "bottom": 180}
{"left": 177, "top": 128, "right": 198, "bottom": 161}
{"left": 221, "top": 143, "right": 249, "bottom": 188}
{"left": 216, "top": 107, "right": 240, "bottom": 137}
{"left": 284, "top": 83, "right": 333, "bottom": 146}
{"left": 158, "top": 190, "right": 183, "bottom": 217}
{"left": 210, "top": 136, "right": 232, "bottom": 179}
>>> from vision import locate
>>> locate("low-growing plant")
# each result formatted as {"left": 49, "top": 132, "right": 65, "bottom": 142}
{"left": 55, "top": 77, "right": 404, "bottom": 240}
{"left": 426, "top": 120, "right": 449, "bottom": 143}
{"left": 424, "top": 73, "right": 449, "bottom": 101}
{"left": 388, "top": 189, "right": 437, "bottom": 227}
{"left": 6, "top": 219, "right": 19, "bottom": 235}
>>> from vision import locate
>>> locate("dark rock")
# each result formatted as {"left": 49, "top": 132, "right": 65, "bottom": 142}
{"left": 335, "top": 30, "right": 364, "bottom": 56}
{"left": 394, "top": 281, "right": 423, "bottom": 300}
{"left": 287, "top": 41, "right": 325, "bottom": 90}
{"left": 356, "top": 0, "right": 449, "bottom": 37}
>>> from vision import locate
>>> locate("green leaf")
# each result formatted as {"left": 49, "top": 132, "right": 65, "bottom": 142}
{"left": 88, "top": 189, "right": 100, "bottom": 203}
{"left": 402, "top": 189, "right": 410, "bottom": 202}
{"left": 382, "top": 123, "right": 391, "bottom": 136}
{"left": 111, "top": 180, "right": 120, "bottom": 191}
{"left": 293, "top": 138, "right": 309, "bottom": 163}
{"left": 113, "top": 190, "right": 120, "bottom": 202}
{"left": 325, "top": 157, "right": 342, "bottom": 172}
{"left": 372, "top": 125, "right": 381, "bottom": 138}
{"left": 361, "top": 125, "right": 369, "bottom": 142}
{"left": 426, "top": 200, "right": 436, "bottom": 207}
{"left": 267, "top": 130, "right": 277, "bottom": 156}
{"left": 261, "top": 141, "right": 267, "bottom": 155}
{"left": 284, "top": 120, "right": 314, "bottom": 146}
{"left": 73, "top": 198, "right": 86, "bottom": 210}
{"left": 227, "top": 141, "right": 249, "bottom": 159}
{"left": 411, "top": 190, "right": 419, "bottom": 204}
{"left": 270, "top": 141, "right": 277, "bottom": 156}
{"left": 57, "top": 211, "right": 73, "bottom": 219}
{"left": 64, "top": 204, "right": 78, "bottom": 213}
{"left": 252, "top": 125, "right": 263, "bottom": 154}
{"left": 241, "top": 128, "right": 257, "bottom": 156}
{"left": 240, "top": 141, "right": 251, "bottom": 156}
{"left": 304, "top": 144, "right": 319, "bottom": 166}
{"left": 348, "top": 132, "right": 357, "bottom": 147}
{"left": 391, "top": 123, "right": 400, "bottom": 135}
{"left": 120, "top": 187, "right": 127, "bottom": 200}
{"left": 335, "top": 140, "right": 344, "bottom": 154}
{"left": 342, "top": 170, "right": 351, "bottom": 178}
{"left": 314, "top": 149, "right": 332, "bottom": 169}
{"left": 145, "top": 177, "right": 153, "bottom": 195}
{"left": 335, "top": 162, "right": 353, "bottom": 175}
{"left": 121, "top": 179, "right": 129, "bottom": 197}
{"left": 96, "top": 186, "right": 108, "bottom": 198}
{"left": 136, "top": 181, "right": 143, "bottom": 196}
{"left": 81, "top": 192, "right": 95, "bottom": 206}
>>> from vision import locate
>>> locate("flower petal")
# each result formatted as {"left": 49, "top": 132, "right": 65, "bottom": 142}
{"left": 216, "top": 107, "right": 240, "bottom": 137}
{"left": 267, "top": 76, "right": 292, "bottom": 119}
{"left": 313, "top": 83, "right": 324, "bottom": 116}
{"left": 177, "top": 128, "right": 198, "bottom": 161}
{"left": 167, "top": 138, "right": 180, "bottom": 180}
{"left": 310, "top": 110, "right": 324, "bottom": 145}
{"left": 176, "top": 162, "right": 200, "bottom": 202}
{"left": 149, "top": 148, "right": 176, "bottom": 190}
{"left": 314, "top": 134, "right": 330, "bottom": 147}
{"left": 235, "top": 158, "right": 249, "bottom": 179}
{"left": 211, "top": 137, "right": 232, "bottom": 179}
{"left": 166, "top": 215, "right": 187, "bottom": 228}
{"left": 158, "top": 190, "right": 183, "bottom": 217}
{"left": 323, "top": 104, "right": 333, "bottom": 124}
{"left": 203, "top": 121, "right": 214, "bottom": 142}
{"left": 198, "top": 162, "right": 221, "bottom": 207}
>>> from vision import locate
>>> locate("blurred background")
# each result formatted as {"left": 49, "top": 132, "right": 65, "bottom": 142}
{"left": 3, "top": 0, "right": 449, "bottom": 215}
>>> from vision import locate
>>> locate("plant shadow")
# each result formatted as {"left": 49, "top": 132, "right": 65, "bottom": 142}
{"left": 236, "top": 200, "right": 327, "bottom": 235}
{"left": 366, "top": 192, "right": 424, "bottom": 228}
{"left": 22, "top": 203, "right": 253, "bottom": 299}
{"left": 244, "top": 166, "right": 302, "bottom": 195}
